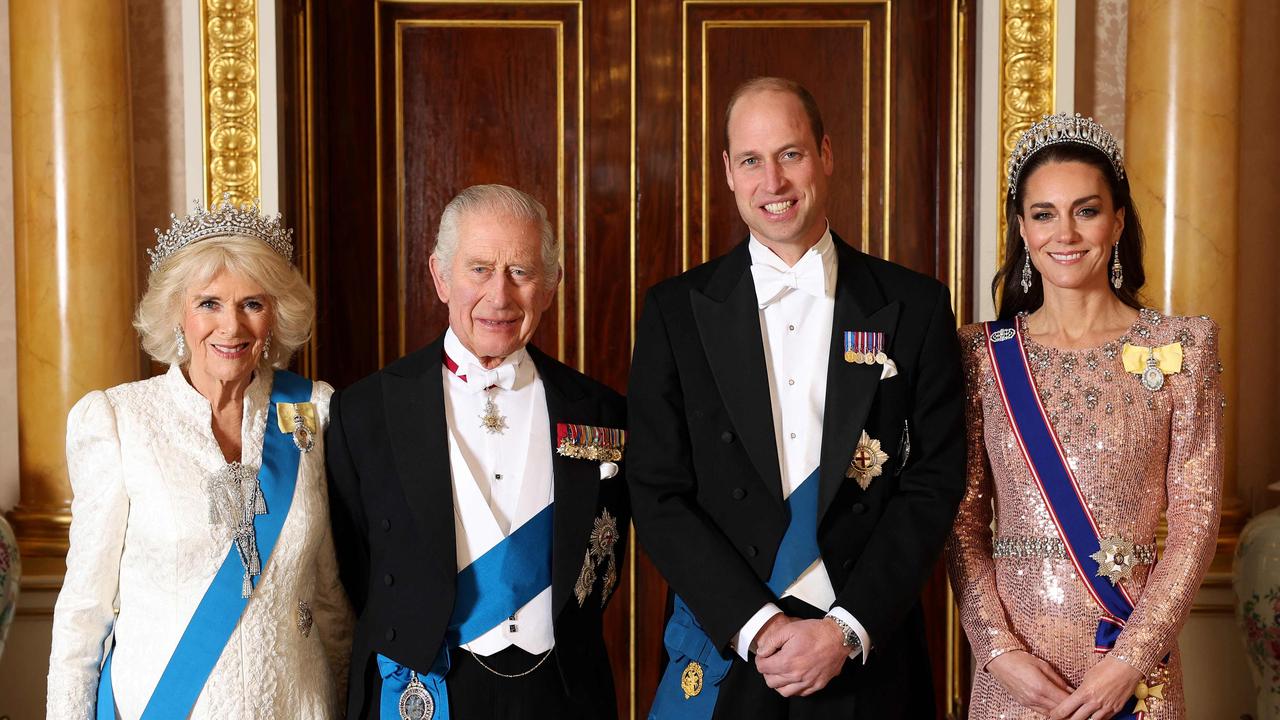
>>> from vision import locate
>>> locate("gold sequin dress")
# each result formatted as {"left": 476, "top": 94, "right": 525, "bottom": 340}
{"left": 947, "top": 309, "right": 1223, "bottom": 719}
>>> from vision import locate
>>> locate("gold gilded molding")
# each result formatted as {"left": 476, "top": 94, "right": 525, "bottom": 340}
{"left": 200, "top": 0, "right": 262, "bottom": 206}
{"left": 996, "top": 0, "right": 1055, "bottom": 263}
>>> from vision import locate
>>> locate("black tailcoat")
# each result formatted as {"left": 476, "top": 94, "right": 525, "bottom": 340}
{"left": 326, "top": 335, "right": 628, "bottom": 719}
{"left": 627, "top": 235, "right": 965, "bottom": 717}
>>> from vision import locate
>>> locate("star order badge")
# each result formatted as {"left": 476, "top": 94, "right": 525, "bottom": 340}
{"left": 1091, "top": 534, "right": 1138, "bottom": 585}
{"left": 846, "top": 430, "right": 888, "bottom": 490}
{"left": 574, "top": 509, "right": 620, "bottom": 607}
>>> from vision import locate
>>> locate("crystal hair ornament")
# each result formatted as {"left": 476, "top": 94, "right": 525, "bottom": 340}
{"left": 148, "top": 193, "right": 295, "bottom": 272}
{"left": 1007, "top": 113, "right": 1125, "bottom": 196}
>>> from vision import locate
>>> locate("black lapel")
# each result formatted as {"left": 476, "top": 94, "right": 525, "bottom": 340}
{"left": 690, "top": 240, "right": 784, "bottom": 504}
{"left": 382, "top": 336, "right": 457, "bottom": 586}
{"left": 818, "top": 237, "right": 902, "bottom": 521}
{"left": 528, "top": 346, "right": 601, "bottom": 618}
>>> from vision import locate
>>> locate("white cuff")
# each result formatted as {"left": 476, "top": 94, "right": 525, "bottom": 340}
{"left": 732, "top": 603, "right": 782, "bottom": 661}
{"left": 826, "top": 606, "right": 871, "bottom": 664}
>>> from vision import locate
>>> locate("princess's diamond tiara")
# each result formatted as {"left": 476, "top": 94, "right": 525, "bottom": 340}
{"left": 148, "top": 194, "right": 294, "bottom": 272}
{"left": 1007, "top": 113, "right": 1125, "bottom": 196}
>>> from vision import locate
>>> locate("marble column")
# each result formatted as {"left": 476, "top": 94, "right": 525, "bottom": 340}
{"left": 1125, "top": 0, "right": 1244, "bottom": 572}
{"left": 7, "top": 0, "right": 137, "bottom": 562}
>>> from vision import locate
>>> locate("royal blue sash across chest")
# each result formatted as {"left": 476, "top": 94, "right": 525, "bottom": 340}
{"left": 376, "top": 503, "right": 554, "bottom": 720}
{"left": 96, "top": 370, "right": 312, "bottom": 719}
{"left": 984, "top": 320, "right": 1152, "bottom": 719}
{"left": 648, "top": 466, "right": 821, "bottom": 720}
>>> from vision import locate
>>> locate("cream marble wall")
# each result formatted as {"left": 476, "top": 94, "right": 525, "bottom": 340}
{"left": 1, "top": 0, "right": 18, "bottom": 514}
{"left": 0, "top": 0, "right": 185, "bottom": 714}
{"left": 1074, "top": 0, "right": 1128, "bottom": 142}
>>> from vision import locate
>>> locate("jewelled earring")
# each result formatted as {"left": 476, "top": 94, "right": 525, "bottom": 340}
{"left": 174, "top": 326, "right": 186, "bottom": 359}
{"left": 262, "top": 333, "right": 272, "bottom": 360}
{"left": 1110, "top": 244, "right": 1123, "bottom": 289}
{"left": 1021, "top": 250, "right": 1033, "bottom": 293}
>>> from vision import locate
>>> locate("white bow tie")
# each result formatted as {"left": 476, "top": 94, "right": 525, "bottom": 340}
{"left": 464, "top": 362, "right": 517, "bottom": 393}
{"left": 750, "top": 251, "right": 826, "bottom": 308}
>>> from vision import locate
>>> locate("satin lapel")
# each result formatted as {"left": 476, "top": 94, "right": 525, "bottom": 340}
{"left": 530, "top": 347, "right": 601, "bottom": 618}
{"left": 383, "top": 338, "right": 457, "bottom": 586}
{"left": 690, "top": 242, "right": 784, "bottom": 504}
{"left": 818, "top": 239, "right": 902, "bottom": 521}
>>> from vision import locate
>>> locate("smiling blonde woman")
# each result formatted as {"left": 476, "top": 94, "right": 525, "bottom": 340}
{"left": 46, "top": 198, "right": 352, "bottom": 719}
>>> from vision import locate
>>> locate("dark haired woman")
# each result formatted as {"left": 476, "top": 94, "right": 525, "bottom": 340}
{"left": 946, "top": 114, "right": 1223, "bottom": 720}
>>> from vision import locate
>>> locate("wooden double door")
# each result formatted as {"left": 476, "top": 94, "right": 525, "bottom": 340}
{"left": 281, "top": 0, "right": 974, "bottom": 716}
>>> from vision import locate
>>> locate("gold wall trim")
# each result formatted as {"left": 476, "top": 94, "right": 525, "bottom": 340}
{"left": 681, "top": 2, "right": 890, "bottom": 270}
{"left": 378, "top": 6, "right": 584, "bottom": 367}
{"left": 996, "top": 0, "right": 1056, "bottom": 263}
{"left": 200, "top": 0, "right": 263, "bottom": 206}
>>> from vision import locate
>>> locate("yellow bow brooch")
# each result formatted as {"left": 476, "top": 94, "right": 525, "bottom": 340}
{"left": 1121, "top": 342, "right": 1182, "bottom": 392}
{"left": 277, "top": 401, "right": 318, "bottom": 452}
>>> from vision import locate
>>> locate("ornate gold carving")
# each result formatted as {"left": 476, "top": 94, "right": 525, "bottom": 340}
{"left": 201, "top": 0, "right": 261, "bottom": 206}
{"left": 997, "top": 0, "right": 1056, "bottom": 261}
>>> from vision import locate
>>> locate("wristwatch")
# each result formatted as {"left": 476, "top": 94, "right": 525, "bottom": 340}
{"left": 825, "top": 614, "right": 863, "bottom": 653}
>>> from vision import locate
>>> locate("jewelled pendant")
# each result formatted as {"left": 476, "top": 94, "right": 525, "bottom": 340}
{"left": 399, "top": 673, "right": 434, "bottom": 720}
{"left": 292, "top": 413, "right": 315, "bottom": 452}
{"left": 479, "top": 394, "right": 508, "bottom": 434}
{"left": 1141, "top": 353, "right": 1165, "bottom": 392}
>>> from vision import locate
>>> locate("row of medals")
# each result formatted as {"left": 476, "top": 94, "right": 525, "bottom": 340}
{"left": 845, "top": 350, "right": 887, "bottom": 365}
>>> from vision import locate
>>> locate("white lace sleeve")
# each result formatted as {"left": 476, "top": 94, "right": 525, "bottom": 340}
{"left": 47, "top": 391, "right": 129, "bottom": 719}
{"left": 309, "top": 380, "right": 353, "bottom": 709}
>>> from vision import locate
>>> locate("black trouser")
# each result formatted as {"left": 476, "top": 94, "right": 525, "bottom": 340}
{"left": 446, "top": 645, "right": 585, "bottom": 720}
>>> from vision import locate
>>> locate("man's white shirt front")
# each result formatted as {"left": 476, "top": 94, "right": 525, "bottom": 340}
{"left": 442, "top": 329, "right": 555, "bottom": 656}
{"left": 732, "top": 229, "right": 871, "bottom": 663}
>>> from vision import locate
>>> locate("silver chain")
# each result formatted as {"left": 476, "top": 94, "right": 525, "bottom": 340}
{"left": 464, "top": 647, "right": 554, "bottom": 679}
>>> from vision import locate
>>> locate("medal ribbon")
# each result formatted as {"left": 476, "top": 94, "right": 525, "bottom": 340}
{"left": 984, "top": 320, "right": 1153, "bottom": 719}
{"left": 96, "top": 370, "right": 312, "bottom": 719}
{"left": 649, "top": 467, "right": 821, "bottom": 720}
{"left": 376, "top": 503, "right": 554, "bottom": 719}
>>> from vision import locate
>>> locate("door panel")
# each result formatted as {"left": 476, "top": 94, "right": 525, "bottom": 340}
{"left": 284, "top": 1, "right": 973, "bottom": 716}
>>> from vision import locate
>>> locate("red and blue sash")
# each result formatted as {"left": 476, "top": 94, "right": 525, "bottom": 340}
{"left": 985, "top": 320, "right": 1153, "bottom": 719}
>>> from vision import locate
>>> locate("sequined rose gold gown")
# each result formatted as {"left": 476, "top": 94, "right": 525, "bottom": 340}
{"left": 947, "top": 310, "right": 1223, "bottom": 719}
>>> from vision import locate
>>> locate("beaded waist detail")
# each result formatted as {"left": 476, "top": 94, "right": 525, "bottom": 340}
{"left": 992, "top": 535, "right": 1157, "bottom": 564}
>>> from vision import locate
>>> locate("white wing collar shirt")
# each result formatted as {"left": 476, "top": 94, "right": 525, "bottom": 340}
{"left": 441, "top": 329, "right": 555, "bottom": 656}
{"left": 733, "top": 227, "right": 872, "bottom": 663}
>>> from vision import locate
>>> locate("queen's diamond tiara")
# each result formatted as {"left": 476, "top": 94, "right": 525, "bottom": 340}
{"left": 1007, "top": 113, "right": 1125, "bottom": 196}
{"left": 148, "top": 194, "right": 295, "bottom": 272}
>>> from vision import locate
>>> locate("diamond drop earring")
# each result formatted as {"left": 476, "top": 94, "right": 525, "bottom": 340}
{"left": 1110, "top": 243, "right": 1123, "bottom": 289}
{"left": 174, "top": 326, "right": 186, "bottom": 359}
{"left": 1021, "top": 250, "right": 1033, "bottom": 293}
{"left": 262, "top": 333, "right": 272, "bottom": 360}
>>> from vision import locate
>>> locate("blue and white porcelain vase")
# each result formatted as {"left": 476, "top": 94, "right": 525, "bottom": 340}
{"left": 0, "top": 512, "right": 19, "bottom": 659}
{"left": 1236, "top": 484, "right": 1280, "bottom": 720}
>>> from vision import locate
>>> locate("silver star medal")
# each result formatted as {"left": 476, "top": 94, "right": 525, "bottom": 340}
{"left": 1091, "top": 534, "right": 1138, "bottom": 585}
{"left": 479, "top": 391, "right": 508, "bottom": 434}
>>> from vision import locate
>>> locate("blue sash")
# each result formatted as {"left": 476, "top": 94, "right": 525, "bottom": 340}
{"left": 377, "top": 502, "right": 555, "bottom": 719}
{"left": 985, "top": 320, "right": 1151, "bottom": 719}
{"left": 96, "top": 370, "right": 312, "bottom": 719}
{"left": 649, "top": 467, "right": 821, "bottom": 720}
